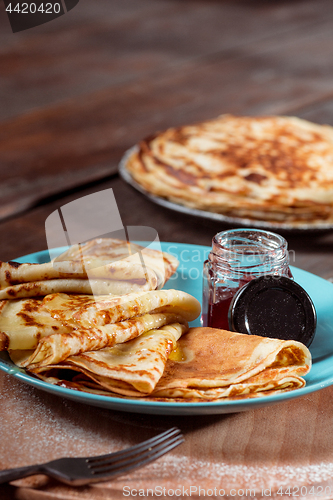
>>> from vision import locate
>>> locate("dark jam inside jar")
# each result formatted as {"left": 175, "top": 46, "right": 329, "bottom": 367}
{"left": 204, "top": 275, "right": 252, "bottom": 330}
{"left": 201, "top": 229, "right": 292, "bottom": 330}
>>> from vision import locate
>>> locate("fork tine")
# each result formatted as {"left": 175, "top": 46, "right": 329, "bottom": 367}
{"left": 0, "top": 428, "right": 184, "bottom": 486}
{"left": 92, "top": 438, "right": 184, "bottom": 479}
{"left": 87, "top": 438, "right": 184, "bottom": 480}
{"left": 89, "top": 433, "right": 184, "bottom": 479}
{"left": 90, "top": 432, "right": 184, "bottom": 473}
{"left": 86, "top": 427, "right": 181, "bottom": 464}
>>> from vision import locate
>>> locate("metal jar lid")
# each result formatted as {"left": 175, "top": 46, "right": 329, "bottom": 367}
{"left": 228, "top": 275, "right": 317, "bottom": 347}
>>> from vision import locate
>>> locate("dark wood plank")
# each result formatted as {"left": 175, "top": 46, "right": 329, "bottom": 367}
{"left": 2, "top": 0, "right": 333, "bottom": 220}
{"left": 1, "top": 2, "right": 333, "bottom": 499}
{"left": 2, "top": 16, "right": 333, "bottom": 222}
{"left": 1, "top": 0, "right": 333, "bottom": 120}
{"left": 1, "top": 175, "right": 332, "bottom": 283}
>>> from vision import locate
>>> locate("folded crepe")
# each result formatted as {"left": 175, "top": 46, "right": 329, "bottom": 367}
{"left": 56, "top": 238, "right": 178, "bottom": 287}
{"left": 19, "top": 327, "right": 311, "bottom": 401}
{"left": 44, "top": 288, "right": 202, "bottom": 328}
{"left": 3, "top": 289, "right": 201, "bottom": 368}
{"left": 0, "top": 238, "right": 179, "bottom": 299}
{"left": 0, "top": 297, "right": 72, "bottom": 351}
{"left": 151, "top": 327, "right": 311, "bottom": 399}
{"left": 22, "top": 323, "right": 188, "bottom": 396}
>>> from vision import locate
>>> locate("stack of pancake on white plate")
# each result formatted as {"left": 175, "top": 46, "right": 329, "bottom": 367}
{"left": 0, "top": 238, "right": 311, "bottom": 401}
{"left": 124, "top": 114, "right": 333, "bottom": 227}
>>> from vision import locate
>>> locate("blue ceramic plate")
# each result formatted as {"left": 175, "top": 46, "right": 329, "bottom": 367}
{"left": 1, "top": 243, "right": 333, "bottom": 416}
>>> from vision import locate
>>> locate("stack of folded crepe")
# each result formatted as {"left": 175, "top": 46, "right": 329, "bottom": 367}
{"left": 5, "top": 289, "right": 201, "bottom": 376}
{"left": 0, "top": 238, "right": 189, "bottom": 363}
{"left": 0, "top": 237, "right": 311, "bottom": 401}
{"left": 8, "top": 323, "right": 311, "bottom": 401}
{"left": 0, "top": 238, "right": 179, "bottom": 299}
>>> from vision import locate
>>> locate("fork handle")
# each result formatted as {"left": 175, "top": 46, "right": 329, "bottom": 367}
{"left": 0, "top": 464, "right": 45, "bottom": 484}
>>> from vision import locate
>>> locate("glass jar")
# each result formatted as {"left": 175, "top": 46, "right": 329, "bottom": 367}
{"left": 202, "top": 228, "right": 292, "bottom": 330}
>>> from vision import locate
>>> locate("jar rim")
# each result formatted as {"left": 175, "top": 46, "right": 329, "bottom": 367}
{"left": 213, "top": 228, "right": 288, "bottom": 255}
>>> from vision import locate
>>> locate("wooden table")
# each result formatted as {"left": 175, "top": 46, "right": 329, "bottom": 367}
{"left": 1, "top": 0, "right": 333, "bottom": 498}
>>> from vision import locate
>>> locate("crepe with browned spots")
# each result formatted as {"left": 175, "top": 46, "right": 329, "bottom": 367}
{"left": 0, "top": 238, "right": 179, "bottom": 299}
{"left": 23, "top": 327, "right": 311, "bottom": 400}
{"left": 3, "top": 289, "right": 200, "bottom": 367}
{"left": 125, "top": 115, "right": 333, "bottom": 225}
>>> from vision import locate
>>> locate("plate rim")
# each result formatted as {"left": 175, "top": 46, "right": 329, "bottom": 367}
{"left": 1, "top": 242, "right": 333, "bottom": 415}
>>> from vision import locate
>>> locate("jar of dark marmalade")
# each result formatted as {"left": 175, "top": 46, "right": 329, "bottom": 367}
{"left": 202, "top": 228, "right": 293, "bottom": 330}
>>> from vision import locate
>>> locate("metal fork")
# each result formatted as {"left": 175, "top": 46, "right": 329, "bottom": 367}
{"left": 0, "top": 427, "right": 184, "bottom": 486}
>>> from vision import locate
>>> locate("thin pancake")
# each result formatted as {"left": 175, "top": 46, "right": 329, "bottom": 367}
{"left": 56, "top": 237, "right": 179, "bottom": 288}
{"left": 151, "top": 327, "right": 311, "bottom": 399}
{"left": 0, "top": 298, "right": 71, "bottom": 351}
{"left": 17, "top": 313, "right": 187, "bottom": 368}
{"left": 6, "top": 289, "right": 200, "bottom": 366}
{"left": 15, "top": 323, "right": 187, "bottom": 395}
{"left": 59, "top": 289, "right": 202, "bottom": 328}
{"left": 125, "top": 115, "right": 333, "bottom": 224}
{"left": 0, "top": 238, "right": 179, "bottom": 299}
{"left": 20, "top": 326, "right": 311, "bottom": 401}
{"left": 0, "top": 277, "right": 154, "bottom": 300}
